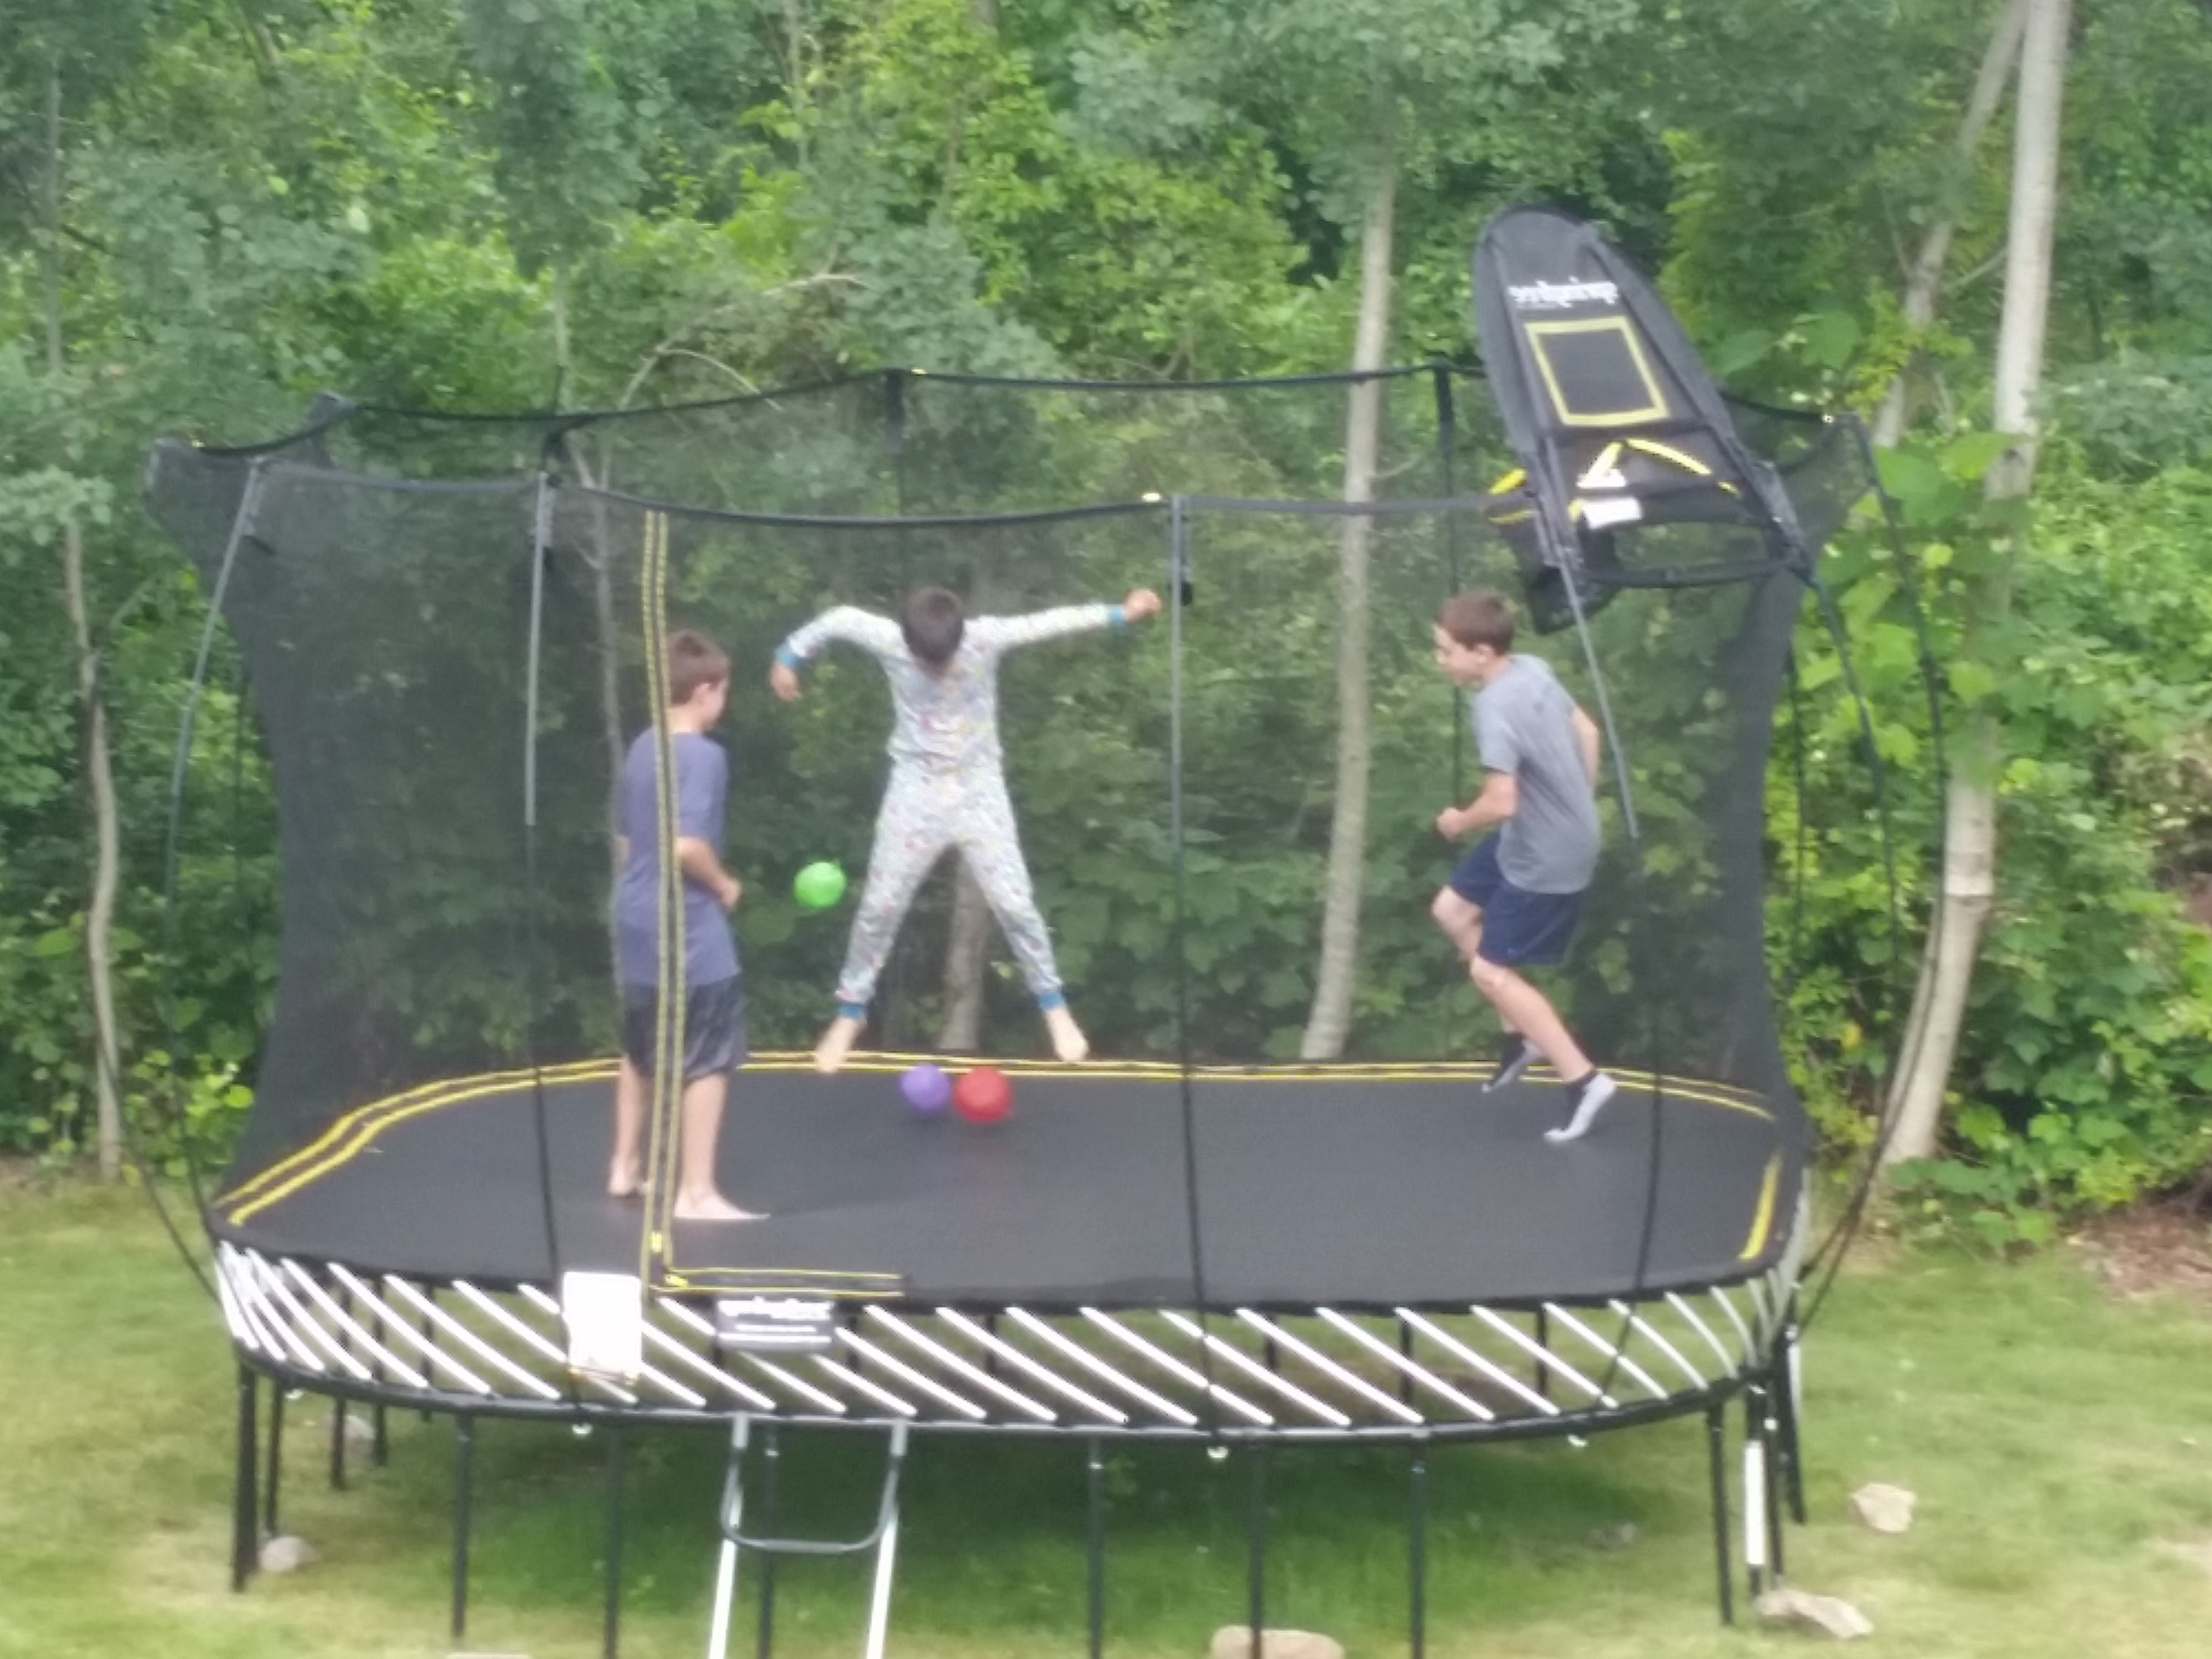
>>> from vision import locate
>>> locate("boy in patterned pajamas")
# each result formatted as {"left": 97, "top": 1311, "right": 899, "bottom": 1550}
{"left": 770, "top": 584, "right": 1163, "bottom": 1072}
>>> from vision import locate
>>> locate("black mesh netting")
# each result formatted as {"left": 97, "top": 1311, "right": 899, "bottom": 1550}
{"left": 146, "top": 369, "right": 1867, "bottom": 1303}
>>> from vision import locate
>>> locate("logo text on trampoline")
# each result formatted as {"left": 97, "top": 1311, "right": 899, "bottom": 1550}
{"left": 1509, "top": 279, "right": 1620, "bottom": 310}
{"left": 715, "top": 1295, "right": 838, "bottom": 1353}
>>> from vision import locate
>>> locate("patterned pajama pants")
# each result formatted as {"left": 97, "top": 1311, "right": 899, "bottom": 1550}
{"left": 834, "top": 767, "right": 1063, "bottom": 1012}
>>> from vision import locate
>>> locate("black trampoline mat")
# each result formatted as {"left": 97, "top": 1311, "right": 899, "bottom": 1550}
{"left": 213, "top": 1059, "right": 1796, "bottom": 1307}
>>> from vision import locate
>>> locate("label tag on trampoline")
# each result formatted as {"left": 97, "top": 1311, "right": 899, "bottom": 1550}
{"left": 716, "top": 1296, "right": 837, "bottom": 1353}
{"left": 561, "top": 1270, "right": 644, "bottom": 1381}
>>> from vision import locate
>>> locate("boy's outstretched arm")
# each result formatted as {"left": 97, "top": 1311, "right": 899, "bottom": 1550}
{"left": 968, "top": 589, "right": 1162, "bottom": 653}
{"left": 770, "top": 606, "right": 903, "bottom": 701}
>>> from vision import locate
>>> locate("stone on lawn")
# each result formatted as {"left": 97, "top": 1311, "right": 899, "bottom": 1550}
{"left": 259, "top": 1534, "right": 318, "bottom": 1573}
{"left": 1849, "top": 1481, "right": 1916, "bottom": 1534}
{"left": 1209, "top": 1627, "right": 1344, "bottom": 1659}
{"left": 1754, "top": 1587, "right": 1874, "bottom": 1640}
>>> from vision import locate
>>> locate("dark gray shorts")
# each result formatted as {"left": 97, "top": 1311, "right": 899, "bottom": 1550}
{"left": 620, "top": 977, "right": 748, "bottom": 1081}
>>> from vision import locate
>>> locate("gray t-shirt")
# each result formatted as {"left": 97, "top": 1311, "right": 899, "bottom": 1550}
{"left": 1472, "top": 654, "right": 1601, "bottom": 894}
{"left": 614, "top": 730, "right": 739, "bottom": 989}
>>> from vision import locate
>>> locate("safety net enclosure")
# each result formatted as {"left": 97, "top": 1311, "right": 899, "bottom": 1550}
{"left": 147, "top": 352, "right": 1874, "bottom": 1452}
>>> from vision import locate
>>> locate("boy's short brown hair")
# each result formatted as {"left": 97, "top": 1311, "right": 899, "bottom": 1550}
{"left": 1437, "top": 590, "right": 1516, "bottom": 655}
{"left": 901, "top": 587, "right": 966, "bottom": 667}
{"left": 667, "top": 629, "right": 731, "bottom": 704}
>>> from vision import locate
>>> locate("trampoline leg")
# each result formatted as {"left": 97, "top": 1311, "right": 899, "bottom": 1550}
{"left": 1742, "top": 1389, "right": 1769, "bottom": 1598}
{"left": 605, "top": 1424, "right": 626, "bottom": 1659}
{"left": 452, "top": 1416, "right": 475, "bottom": 1642}
{"left": 1408, "top": 1442, "right": 1428, "bottom": 1659}
{"left": 1704, "top": 1403, "right": 1732, "bottom": 1625}
{"left": 1085, "top": 1438, "right": 1106, "bottom": 1659}
{"left": 757, "top": 1425, "right": 781, "bottom": 1659}
{"left": 1245, "top": 1448, "right": 1267, "bottom": 1659}
{"left": 707, "top": 1416, "right": 750, "bottom": 1659}
{"left": 330, "top": 1392, "right": 348, "bottom": 1492}
{"left": 1776, "top": 1327, "right": 1807, "bottom": 1525}
{"left": 1758, "top": 1381, "right": 1787, "bottom": 1582}
{"left": 331, "top": 1286, "right": 353, "bottom": 1492}
{"left": 372, "top": 1400, "right": 389, "bottom": 1467}
{"left": 263, "top": 1384, "right": 285, "bottom": 1536}
{"left": 232, "top": 1365, "right": 259, "bottom": 1591}
{"left": 862, "top": 1502, "right": 901, "bottom": 1659}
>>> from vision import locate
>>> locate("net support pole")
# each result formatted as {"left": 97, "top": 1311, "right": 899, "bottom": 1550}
{"left": 1085, "top": 1437, "right": 1107, "bottom": 1659}
{"left": 1705, "top": 1402, "right": 1733, "bottom": 1624}
{"left": 262, "top": 1383, "right": 284, "bottom": 1536}
{"left": 1408, "top": 1441, "right": 1429, "bottom": 1659}
{"left": 1428, "top": 359, "right": 1466, "bottom": 800}
{"left": 231, "top": 1364, "right": 258, "bottom": 1591}
{"left": 452, "top": 1416, "right": 475, "bottom": 1641}
{"left": 604, "top": 1424, "right": 626, "bottom": 1659}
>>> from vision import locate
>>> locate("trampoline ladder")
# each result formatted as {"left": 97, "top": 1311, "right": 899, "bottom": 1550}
{"left": 705, "top": 1416, "right": 909, "bottom": 1659}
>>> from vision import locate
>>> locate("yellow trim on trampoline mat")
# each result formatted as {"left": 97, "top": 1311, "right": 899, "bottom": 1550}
{"left": 1738, "top": 1153, "right": 1781, "bottom": 1261}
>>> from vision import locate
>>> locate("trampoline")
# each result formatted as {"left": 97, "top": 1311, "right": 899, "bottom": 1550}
{"left": 147, "top": 210, "right": 1912, "bottom": 1651}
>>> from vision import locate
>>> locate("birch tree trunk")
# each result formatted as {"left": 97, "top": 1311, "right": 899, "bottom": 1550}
{"left": 1298, "top": 97, "right": 1396, "bottom": 1060}
{"left": 937, "top": 862, "right": 992, "bottom": 1050}
{"left": 1883, "top": 0, "right": 2070, "bottom": 1167}
{"left": 1872, "top": 0, "right": 2029, "bottom": 449}
{"left": 43, "top": 66, "right": 125, "bottom": 1178}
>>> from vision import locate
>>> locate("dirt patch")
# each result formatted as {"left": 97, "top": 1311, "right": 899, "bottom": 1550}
{"left": 2073, "top": 1203, "right": 2212, "bottom": 1306}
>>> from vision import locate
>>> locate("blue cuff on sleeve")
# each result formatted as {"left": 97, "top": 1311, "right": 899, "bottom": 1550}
{"left": 775, "top": 645, "right": 802, "bottom": 668}
{"left": 1108, "top": 604, "right": 1128, "bottom": 628}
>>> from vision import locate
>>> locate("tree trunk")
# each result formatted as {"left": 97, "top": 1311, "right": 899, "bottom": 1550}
{"left": 938, "top": 570, "right": 1000, "bottom": 1049}
{"left": 1883, "top": 0, "right": 2070, "bottom": 1167}
{"left": 43, "top": 65, "right": 126, "bottom": 1179}
{"left": 1872, "top": 0, "right": 2028, "bottom": 448}
{"left": 937, "top": 862, "right": 992, "bottom": 1050}
{"left": 1298, "top": 102, "right": 1396, "bottom": 1061}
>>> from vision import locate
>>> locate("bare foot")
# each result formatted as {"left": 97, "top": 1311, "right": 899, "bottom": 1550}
{"left": 814, "top": 1014, "right": 863, "bottom": 1074}
{"left": 1044, "top": 1004, "right": 1089, "bottom": 1063}
{"left": 608, "top": 1160, "right": 642, "bottom": 1199}
{"left": 673, "top": 1190, "right": 766, "bottom": 1223}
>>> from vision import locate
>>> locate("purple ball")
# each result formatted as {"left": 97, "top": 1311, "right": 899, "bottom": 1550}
{"left": 899, "top": 1063, "right": 952, "bottom": 1115}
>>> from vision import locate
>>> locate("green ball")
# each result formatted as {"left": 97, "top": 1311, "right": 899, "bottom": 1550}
{"left": 793, "top": 861, "right": 847, "bottom": 910}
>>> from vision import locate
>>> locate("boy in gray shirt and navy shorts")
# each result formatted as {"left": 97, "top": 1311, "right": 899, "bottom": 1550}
{"left": 1429, "top": 590, "right": 1617, "bottom": 1143}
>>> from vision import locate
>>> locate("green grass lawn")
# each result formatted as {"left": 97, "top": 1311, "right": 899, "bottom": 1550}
{"left": 3, "top": 1177, "right": 2210, "bottom": 1658}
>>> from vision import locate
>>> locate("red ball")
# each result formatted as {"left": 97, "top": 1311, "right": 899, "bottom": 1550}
{"left": 951, "top": 1065, "right": 1013, "bottom": 1125}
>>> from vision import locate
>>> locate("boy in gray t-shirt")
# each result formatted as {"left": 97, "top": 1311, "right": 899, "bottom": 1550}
{"left": 1430, "top": 590, "right": 1618, "bottom": 1143}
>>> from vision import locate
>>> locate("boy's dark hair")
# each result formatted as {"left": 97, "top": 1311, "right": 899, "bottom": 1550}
{"left": 901, "top": 587, "right": 966, "bottom": 667}
{"left": 667, "top": 629, "right": 731, "bottom": 704}
{"left": 1437, "top": 590, "right": 1516, "bottom": 655}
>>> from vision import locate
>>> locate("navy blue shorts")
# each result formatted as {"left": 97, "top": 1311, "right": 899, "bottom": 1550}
{"left": 1447, "top": 835, "right": 1583, "bottom": 968}
{"left": 621, "top": 977, "right": 748, "bottom": 1081}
